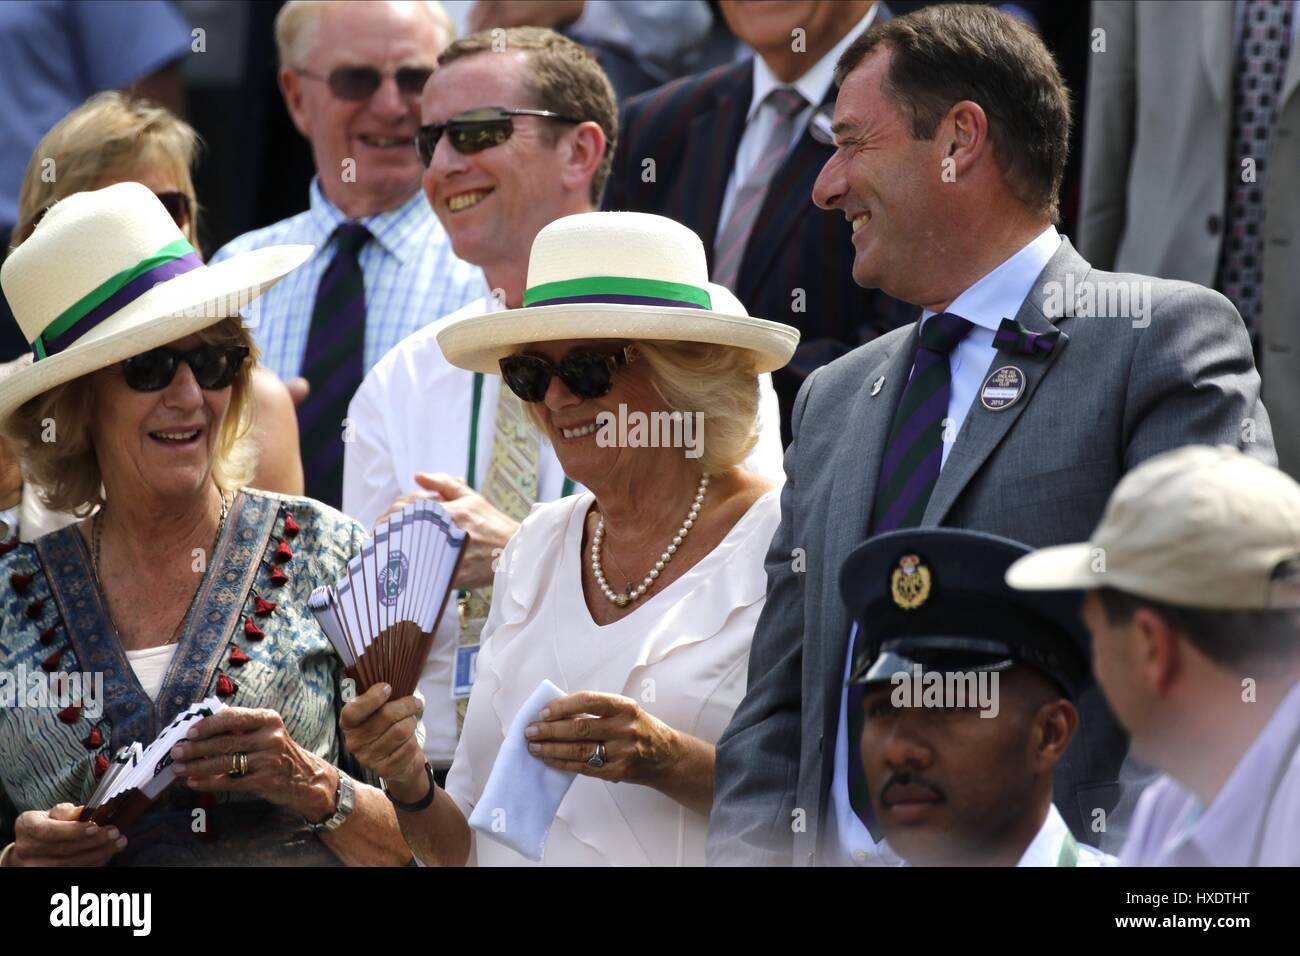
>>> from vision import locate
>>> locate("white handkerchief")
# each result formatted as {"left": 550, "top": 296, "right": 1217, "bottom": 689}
{"left": 468, "top": 678, "right": 574, "bottom": 862}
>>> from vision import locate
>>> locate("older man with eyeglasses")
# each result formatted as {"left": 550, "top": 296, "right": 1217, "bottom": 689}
{"left": 341, "top": 26, "right": 786, "bottom": 793}
{"left": 210, "top": 0, "right": 484, "bottom": 509}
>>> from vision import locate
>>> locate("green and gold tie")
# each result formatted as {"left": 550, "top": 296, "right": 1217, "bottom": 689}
{"left": 455, "top": 385, "right": 538, "bottom": 729}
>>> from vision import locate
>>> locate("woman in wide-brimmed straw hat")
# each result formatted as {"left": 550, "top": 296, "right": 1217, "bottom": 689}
{"left": 0, "top": 182, "right": 413, "bottom": 867}
{"left": 342, "top": 211, "right": 800, "bottom": 866}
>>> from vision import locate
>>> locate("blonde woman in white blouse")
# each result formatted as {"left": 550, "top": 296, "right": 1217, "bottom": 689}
{"left": 341, "top": 213, "right": 799, "bottom": 866}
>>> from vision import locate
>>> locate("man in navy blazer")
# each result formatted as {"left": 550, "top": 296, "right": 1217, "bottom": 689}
{"left": 605, "top": 1, "right": 910, "bottom": 440}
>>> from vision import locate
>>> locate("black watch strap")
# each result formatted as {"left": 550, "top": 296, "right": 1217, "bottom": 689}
{"left": 383, "top": 761, "right": 437, "bottom": 812}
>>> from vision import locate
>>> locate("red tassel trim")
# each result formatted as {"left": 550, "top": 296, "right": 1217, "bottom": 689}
{"left": 10, "top": 572, "right": 33, "bottom": 593}
{"left": 215, "top": 672, "right": 236, "bottom": 697}
{"left": 84, "top": 726, "right": 103, "bottom": 749}
{"left": 40, "top": 649, "right": 62, "bottom": 672}
{"left": 254, "top": 596, "right": 277, "bottom": 616}
{"left": 229, "top": 646, "right": 251, "bottom": 667}
{"left": 94, "top": 753, "right": 110, "bottom": 778}
{"left": 273, "top": 539, "right": 293, "bottom": 563}
{"left": 243, "top": 617, "right": 266, "bottom": 641}
{"left": 269, "top": 566, "right": 288, "bottom": 586}
{"left": 25, "top": 599, "right": 45, "bottom": 619}
{"left": 39, "top": 626, "right": 56, "bottom": 646}
{"left": 0, "top": 540, "right": 18, "bottom": 555}
{"left": 57, "top": 704, "right": 81, "bottom": 724}
{"left": 283, "top": 512, "right": 300, "bottom": 537}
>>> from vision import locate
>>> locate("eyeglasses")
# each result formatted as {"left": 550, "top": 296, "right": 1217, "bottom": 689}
{"left": 498, "top": 346, "right": 637, "bottom": 403}
{"left": 296, "top": 65, "right": 433, "bottom": 101}
{"left": 30, "top": 189, "right": 192, "bottom": 234}
{"left": 415, "top": 107, "right": 581, "bottom": 166}
{"left": 153, "top": 191, "right": 192, "bottom": 228}
{"left": 122, "top": 345, "right": 249, "bottom": 392}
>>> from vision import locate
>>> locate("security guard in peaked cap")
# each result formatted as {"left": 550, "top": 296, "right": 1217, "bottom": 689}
{"left": 838, "top": 528, "right": 1114, "bottom": 867}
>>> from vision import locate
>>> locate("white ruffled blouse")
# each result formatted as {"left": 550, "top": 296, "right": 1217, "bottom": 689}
{"left": 444, "top": 488, "right": 781, "bottom": 866}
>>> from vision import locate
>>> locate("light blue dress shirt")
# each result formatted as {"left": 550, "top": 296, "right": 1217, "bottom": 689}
{"left": 210, "top": 178, "right": 485, "bottom": 381}
{"left": 824, "top": 225, "right": 1063, "bottom": 866}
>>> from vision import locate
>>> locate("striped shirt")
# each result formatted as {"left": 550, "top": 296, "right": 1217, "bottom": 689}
{"left": 210, "top": 178, "right": 486, "bottom": 380}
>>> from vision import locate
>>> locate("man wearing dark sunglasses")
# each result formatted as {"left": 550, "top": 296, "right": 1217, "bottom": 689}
{"left": 344, "top": 27, "right": 786, "bottom": 785}
{"left": 210, "top": 0, "right": 483, "bottom": 508}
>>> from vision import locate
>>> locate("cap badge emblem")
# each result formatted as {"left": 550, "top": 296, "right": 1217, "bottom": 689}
{"left": 891, "top": 554, "right": 931, "bottom": 610}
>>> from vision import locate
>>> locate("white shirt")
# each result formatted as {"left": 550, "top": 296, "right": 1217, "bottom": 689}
{"left": 343, "top": 295, "right": 786, "bottom": 763}
{"left": 1120, "top": 679, "right": 1300, "bottom": 866}
{"left": 125, "top": 645, "right": 178, "bottom": 701}
{"left": 1015, "top": 804, "right": 1116, "bottom": 867}
{"left": 716, "top": 5, "right": 878, "bottom": 232}
{"left": 825, "top": 225, "right": 1063, "bottom": 865}
{"left": 444, "top": 488, "right": 781, "bottom": 865}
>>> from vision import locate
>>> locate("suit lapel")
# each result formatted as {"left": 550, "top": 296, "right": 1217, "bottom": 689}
{"left": 821, "top": 330, "right": 918, "bottom": 722}
{"left": 737, "top": 87, "right": 837, "bottom": 300}
{"left": 683, "top": 67, "right": 751, "bottom": 252}
{"left": 1201, "top": 0, "right": 1234, "bottom": 106}
{"left": 920, "top": 242, "right": 1085, "bottom": 526}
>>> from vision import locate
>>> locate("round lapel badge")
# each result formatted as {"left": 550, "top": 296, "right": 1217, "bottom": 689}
{"left": 980, "top": 365, "right": 1026, "bottom": 411}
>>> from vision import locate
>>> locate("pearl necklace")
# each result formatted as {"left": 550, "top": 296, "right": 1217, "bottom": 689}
{"left": 591, "top": 474, "right": 710, "bottom": 607}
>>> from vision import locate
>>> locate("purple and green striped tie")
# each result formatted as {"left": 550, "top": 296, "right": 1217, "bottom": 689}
{"left": 298, "top": 222, "right": 371, "bottom": 508}
{"left": 847, "top": 312, "right": 974, "bottom": 832}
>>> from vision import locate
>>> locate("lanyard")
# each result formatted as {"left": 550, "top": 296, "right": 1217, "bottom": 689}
{"left": 1056, "top": 831, "right": 1079, "bottom": 867}
{"left": 465, "top": 371, "right": 576, "bottom": 497}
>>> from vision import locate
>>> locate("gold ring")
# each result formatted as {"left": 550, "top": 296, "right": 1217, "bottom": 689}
{"left": 228, "top": 752, "right": 249, "bottom": 778}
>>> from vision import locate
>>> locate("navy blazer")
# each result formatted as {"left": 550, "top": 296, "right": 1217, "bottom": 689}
{"left": 603, "top": 52, "right": 914, "bottom": 439}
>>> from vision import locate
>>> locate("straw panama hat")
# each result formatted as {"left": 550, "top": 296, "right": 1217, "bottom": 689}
{"left": 436, "top": 211, "right": 801, "bottom": 374}
{"left": 0, "top": 181, "right": 311, "bottom": 425}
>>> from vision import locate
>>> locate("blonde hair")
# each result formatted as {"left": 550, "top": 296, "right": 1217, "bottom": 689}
{"left": 14, "top": 91, "right": 201, "bottom": 251}
{"left": 525, "top": 341, "right": 762, "bottom": 475}
{"left": 3, "top": 319, "right": 260, "bottom": 517}
{"left": 275, "top": 0, "right": 455, "bottom": 69}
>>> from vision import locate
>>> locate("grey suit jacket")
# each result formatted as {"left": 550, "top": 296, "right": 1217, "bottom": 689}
{"left": 706, "top": 238, "right": 1276, "bottom": 866}
{"left": 1078, "top": 0, "right": 1300, "bottom": 478}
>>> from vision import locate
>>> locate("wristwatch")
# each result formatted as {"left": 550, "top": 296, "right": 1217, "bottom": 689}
{"left": 307, "top": 769, "right": 356, "bottom": 834}
{"left": 382, "top": 761, "right": 437, "bottom": 812}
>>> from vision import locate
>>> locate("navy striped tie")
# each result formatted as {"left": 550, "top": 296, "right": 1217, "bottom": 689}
{"left": 847, "top": 312, "right": 974, "bottom": 832}
{"left": 298, "top": 222, "right": 371, "bottom": 508}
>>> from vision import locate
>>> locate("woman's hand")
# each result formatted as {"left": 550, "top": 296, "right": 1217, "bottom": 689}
{"left": 169, "top": 707, "right": 338, "bottom": 822}
{"left": 525, "top": 692, "right": 684, "bottom": 786}
{"left": 340, "top": 684, "right": 427, "bottom": 803}
{"left": 6, "top": 803, "right": 125, "bottom": 866}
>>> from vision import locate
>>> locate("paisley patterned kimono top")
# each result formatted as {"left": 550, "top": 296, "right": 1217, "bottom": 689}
{"left": 0, "top": 489, "right": 366, "bottom": 865}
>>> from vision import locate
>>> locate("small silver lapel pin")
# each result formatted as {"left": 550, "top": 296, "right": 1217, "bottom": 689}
{"left": 871, "top": 375, "right": 885, "bottom": 396}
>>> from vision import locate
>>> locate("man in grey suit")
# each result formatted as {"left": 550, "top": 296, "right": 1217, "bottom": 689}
{"left": 1079, "top": 0, "right": 1300, "bottom": 478}
{"left": 707, "top": 3, "right": 1276, "bottom": 866}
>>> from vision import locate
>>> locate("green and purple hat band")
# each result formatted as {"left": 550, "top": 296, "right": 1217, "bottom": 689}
{"left": 522, "top": 275, "right": 713, "bottom": 311}
{"left": 32, "top": 238, "right": 203, "bottom": 361}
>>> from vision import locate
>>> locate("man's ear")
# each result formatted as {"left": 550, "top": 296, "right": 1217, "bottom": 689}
{"left": 938, "top": 99, "right": 989, "bottom": 183}
{"left": 559, "top": 121, "right": 607, "bottom": 198}
{"left": 279, "top": 67, "right": 313, "bottom": 139}
{"left": 1030, "top": 698, "right": 1078, "bottom": 774}
{"left": 1131, "top": 606, "right": 1182, "bottom": 696}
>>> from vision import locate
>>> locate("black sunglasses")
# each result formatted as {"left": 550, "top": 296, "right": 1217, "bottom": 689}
{"left": 153, "top": 191, "right": 192, "bottom": 228}
{"left": 122, "top": 345, "right": 249, "bottom": 392}
{"left": 416, "top": 107, "right": 581, "bottom": 166}
{"left": 499, "top": 346, "right": 637, "bottom": 403}
{"left": 297, "top": 65, "right": 433, "bottom": 101}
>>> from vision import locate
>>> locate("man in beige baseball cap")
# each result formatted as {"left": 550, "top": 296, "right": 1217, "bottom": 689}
{"left": 1006, "top": 445, "right": 1300, "bottom": 866}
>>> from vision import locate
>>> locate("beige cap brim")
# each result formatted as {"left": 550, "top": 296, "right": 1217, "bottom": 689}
{"left": 1005, "top": 542, "right": 1100, "bottom": 592}
{"left": 436, "top": 302, "right": 800, "bottom": 375}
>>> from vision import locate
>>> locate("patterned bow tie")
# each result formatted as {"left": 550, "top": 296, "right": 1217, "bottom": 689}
{"left": 994, "top": 317, "right": 1060, "bottom": 358}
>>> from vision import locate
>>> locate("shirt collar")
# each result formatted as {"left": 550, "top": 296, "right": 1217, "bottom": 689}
{"left": 1016, "top": 804, "right": 1073, "bottom": 867}
{"left": 921, "top": 225, "right": 1061, "bottom": 332}
{"left": 747, "top": 3, "right": 879, "bottom": 121}
{"left": 1174, "top": 678, "right": 1300, "bottom": 865}
{"left": 306, "top": 177, "right": 433, "bottom": 265}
